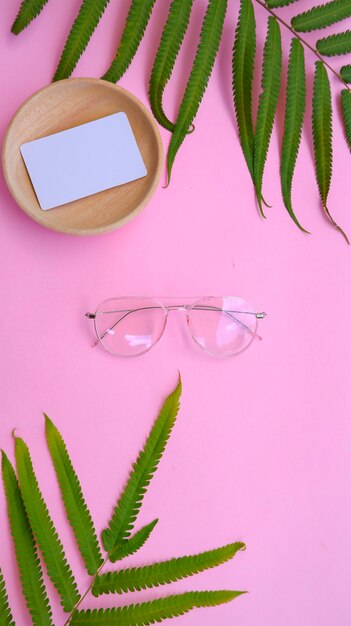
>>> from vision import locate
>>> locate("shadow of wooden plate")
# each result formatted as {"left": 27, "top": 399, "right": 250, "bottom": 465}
{"left": 2, "top": 78, "right": 163, "bottom": 235}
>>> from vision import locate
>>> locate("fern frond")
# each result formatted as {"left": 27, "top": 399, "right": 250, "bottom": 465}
{"left": 291, "top": 0, "right": 351, "bottom": 32}
{"left": 253, "top": 16, "right": 282, "bottom": 216}
{"left": 316, "top": 30, "right": 351, "bottom": 56}
{"left": 71, "top": 590, "right": 244, "bottom": 624}
{"left": 109, "top": 519, "right": 158, "bottom": 563}
{"left": 341, "top": 88, "right": 351, "bottom": 148}
{"left": 45, "top": 414, "right": 103, "bottom": 575}
{"left": 280, "top": 38, "right": 308, "bottom": 232}
{"left": 92, "top": 541, "right": 245, "bottom": 595}
{"left": 232, "top": 0, "right": 256, "bottom": 180}
{"left": 0, "top": 568, "right": 15, "bottom": 626}
{"left": 11, "top": 0, "right": 49, "bottom": 34}
{"left": 312, "top": 62, "right": 349, "bottom": 242}
{"left": 15, "top": 436, "right": 79, "bottom": 612}
{"left": 341, "top": 64, "right": 351, "bottom": 82}
{"left": 53, "top": 0, "right": 110, "bottom": 81}
{"left": 102, "top": 377, "right": 182, "bottom": 556}
{"left": 149, "top": 0, "right": 194, "bottom": 132}
{"left": 1, "top": 452, "right": 53, "bottom": 625}
{"left": 102, "top": 0, "right": 156, "bottom": 83}
{"left": 167, "top": 0, "right": 227, "bottom": 182}
{"left": 266, "top": 0, "right": 299, "bottom": 8}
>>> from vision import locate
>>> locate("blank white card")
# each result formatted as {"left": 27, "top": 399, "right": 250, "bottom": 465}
{"left": 20, "top": 112, "right": 147, "bottom": 210}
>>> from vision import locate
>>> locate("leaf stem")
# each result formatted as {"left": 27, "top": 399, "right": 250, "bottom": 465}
{"left": 63, "top": 556, "right": 108, "bottom": 625}
{"left": 252, "top": 0, "right": 351, "bottom": 92}
{"left": 64, "top": 533, "right": 139, "bottom": 624}
{"left": 324, "top": 204, "right": 350, "bottom": 244}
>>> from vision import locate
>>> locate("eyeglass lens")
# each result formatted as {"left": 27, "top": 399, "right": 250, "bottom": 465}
{"left": 188, "top": 296, "right": 257, "bottom": 357}
{"left": 94, "top": 297, "right": 166, "bottom": 357}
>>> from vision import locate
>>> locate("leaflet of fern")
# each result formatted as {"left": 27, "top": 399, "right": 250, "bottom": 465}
{"left": 266, "top": 0, "right": 299, "bottom": 8}
{"left": 149, "top": 0, "right": 194, "bottom": 131}
{"left": 11, "top": 0, "right": 49, "bottom": 34}
{"left": 0, "top": 568, "right": 15, "bottom": 626}
{"left": 291, "top": 0, "right": 351, "bottom": 33}
{"left": 108, "top": 519, "right": 159, "bottom": 563}
{"left": 341, "top": 64, "right": 351, "bottom": 82}
{"left": 101, "top": 378, "right": 181, "bottom": 555}
{"left": 45, "top": 414, "right": 104, "bottom": 575}
{"left": 312, "top": 62, "right": 332, "bottom": 206}
{"left": 280, "top": 38, "right": 308, "bottom": 233}
{"left": 312, "top": 62, "right": 349, "bottom": 243}
{"left": 53, "top": 0, "right": 111, "bottom": 81}
{"left": 1, "top": 452, "right": 53, "bottom": 626}
{"left": 232, "top": 0, "right": 256, "bottom": 180}
{"left": 317, "top": 30, "right": 351, "bottom": 56}
{"left": 167, "top": 0, "right": 227, "bottom": 182}
{"left": 71, "top": 590, "right": 243, "bottom": 625}
{"left": 15, "top": 436, "right": 79, "bottom": 612}
{"left": 102, "top": 0, "right": 156, "bottom": 83}
{"left": 92, "top": 542, "right": 245, "bottom": 595}
{"left": 253, "top": 16, "right": 282, "bottom": 216}
{"left": 341, "top": 89, "right": 351, "bottom": 148}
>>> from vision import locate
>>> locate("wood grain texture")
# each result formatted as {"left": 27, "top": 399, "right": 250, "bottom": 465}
{"left": 2, "top": 78, "right": 163, "bottom": 235}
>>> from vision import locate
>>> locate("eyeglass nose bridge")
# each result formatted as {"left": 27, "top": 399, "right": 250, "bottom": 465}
{"left": 165, "top": 304, "right": 189, "bottom": 313}
{"left": 161, "top": 305, "right": 190, "bottom": 336}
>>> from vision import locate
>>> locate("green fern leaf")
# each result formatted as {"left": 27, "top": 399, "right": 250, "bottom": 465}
{"left": 45, "top": 414, "right": 103, "bottom": 575}
{"left": 341, "top": 64, "right": 351, "bottom": 82}
{"left": 71, "top": 590, "right": 244, "bottom": 624}
{"left": 291, "top": 0, "right": 351, "bottom": 32}
{"left": 312, "top": 61, "right": 349, "bottom": 242}
{"left": 102, "top": 377, "right": 182, "bottom": 556}
{"left": 92, "top": 541, "right": 245, "bottom": 595}
{"left": 341, "top": 88, "right": 351, "bottom": 148}
{"left": 1, "top": 452, "right": 53, "bottom": 625}
{"left": 15, "top": 436, "right": 79, "bottom": 612}
{"left": 53, "top": 0, "right": 110, "bottom": 81}
{"left": 266, "top": 0, "right": 299, "bottom": 8}
{"left": 0, "top": 568, "right": 15, "bottom": 626}
{"left": 149, "top": 0, "right": 194, "bottom": 131}
{"left": 316, "top": 30, "right": 351, "bottom": 55}
{"left": 253, "top": 16, "right": 282, "bottom": 216}
{"left": 167, "top": 0, "right": 227, "bottom": 183}
{"left": 11, "top": 0, "right": 49, "bottom": 34}
{"left": 312, "top": 62, "right": 332, "bottom": 206}
{"left": 109, "top": 519, "right": 158, "bottom": 563}
{"left": 280, "top": 38, "right": 308, "bottom": 233}
{"left": 102, "top": 0, "right": 156, "bottom": 83}
{"left": 232, "top": 0, "right": 256, "bottom": 180}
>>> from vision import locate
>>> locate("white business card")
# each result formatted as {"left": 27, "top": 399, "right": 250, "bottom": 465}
{"left": 20, "top": 112, "right": 147, "bottom": 210}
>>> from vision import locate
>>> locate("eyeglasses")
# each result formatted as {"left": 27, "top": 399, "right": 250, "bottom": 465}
{"left": 85, "top": 296, "right": 267, "bottom": 358}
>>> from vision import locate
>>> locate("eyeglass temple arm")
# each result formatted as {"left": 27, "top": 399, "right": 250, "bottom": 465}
{"left": 191, "top": 306, "right": 266, "bottom": 340}
{"left": 85, "top": 307, "right": 267, "bottom": 346}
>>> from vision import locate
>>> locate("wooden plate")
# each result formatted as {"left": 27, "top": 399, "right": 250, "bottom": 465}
{"left": 2, "top": 78, "right": 163, "bottom": 235}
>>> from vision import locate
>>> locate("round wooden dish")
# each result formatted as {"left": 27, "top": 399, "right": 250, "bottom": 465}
{"left": 2, "top": 78, "right": 163, "bottom": 235}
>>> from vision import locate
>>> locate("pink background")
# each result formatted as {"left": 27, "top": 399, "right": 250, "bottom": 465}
{"left": 1, "top": 1, "right": 351, "bottom": 624}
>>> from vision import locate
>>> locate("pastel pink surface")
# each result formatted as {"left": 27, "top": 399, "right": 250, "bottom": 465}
{"left": 1, "top": 1, "right": 351, "bottom": 625}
